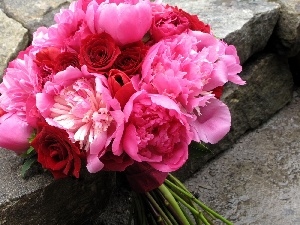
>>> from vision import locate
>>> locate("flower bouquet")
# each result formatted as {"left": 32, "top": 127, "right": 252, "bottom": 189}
{"left": 0, "top": 0, "right": 245, "bottom": 224}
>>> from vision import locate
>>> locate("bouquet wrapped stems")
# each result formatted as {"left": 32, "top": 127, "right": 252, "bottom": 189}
{"left": 130, "top": 174, "right": 232, "bottom": 225}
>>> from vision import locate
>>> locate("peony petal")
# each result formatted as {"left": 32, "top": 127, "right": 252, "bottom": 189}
{"left": 190, "top": 98, "right": 231, "bottom": 144}
{"left": 0, "top": 113, "right": 33, "bottom": 154}
{"left": 87, "top": 154, "right": 104, "bottom": 173}
{"left": 123, "top": 124, "right": 141, "bottom": 162}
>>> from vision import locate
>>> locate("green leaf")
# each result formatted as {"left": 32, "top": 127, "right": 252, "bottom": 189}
{"left": 21, "top": 157, "right": 36, "bottom": 178}
{"left": 26, "top": 146, "right": 35, "bottom": 154}
{"left": 188, "top": 141, "right": 211, "bottom": 154}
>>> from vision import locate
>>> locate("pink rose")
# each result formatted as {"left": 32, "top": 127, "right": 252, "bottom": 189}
{"left": 0, "top": 113, "right": 33, "bottom": 154}
{"left": 122, "top": 91, "right": 192, "bottom": 172}
{"left": 94, "top": 0, "right": 152, "bottom": 45}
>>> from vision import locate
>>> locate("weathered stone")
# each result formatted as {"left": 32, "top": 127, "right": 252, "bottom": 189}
{"left": 164, "top": 0, "right": 280, "bottom": 63}
{"left": 0, "top": 9, "right": 28, "bottom": 78}
{"left": 0, "top": 148, "right": 115, "bottom": 225}
{"left": 269, "top": 0, "right": 300, "bottom": 56}
{"left": 175, "top": 53, "right": 294, "bottom": 180}
{"left": 0, "top": 0, "right": 72, "bottom": 35}
{"left": 184, "top": 91, "right": 300, "bottom": 225}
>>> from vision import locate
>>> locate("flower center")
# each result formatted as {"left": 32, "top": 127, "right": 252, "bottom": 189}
{"left": 50, "top": 78, "right": 112, "bottom": 150}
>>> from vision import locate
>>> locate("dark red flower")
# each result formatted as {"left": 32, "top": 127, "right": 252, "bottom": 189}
{"left": 113, "top": 41, "right": 148, "bottom": 76}
{"left": 107, "top": 69, "right": 136, "bottom": 108}
{"left": 101, "top": 151, "right": 134, "bottom": 172}
{"left": 212, "top": 86, "right": 224, "bottom": 99}
{"left": 79, "top": 33, "right": 121, "bottom": 73}
{"left": 54, "top": 52, "right": 80, "bottom": 73}
{"left": 31, "top": 121, "right": 84, "bottom": 179}
{"left": 169, "top": 5, "right": 211, "bottom": 33}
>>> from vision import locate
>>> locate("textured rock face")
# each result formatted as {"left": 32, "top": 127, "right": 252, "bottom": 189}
{"left": 0, "top": 9, "right": 28, "bottom": 78}
{"left": 184, "top": 91, "right": 300, "bottom": 225}
{"left": 269, "top": 0, "right": 300, "bottom": 56}
{"left": 0, "top": 0, "right": 72, "bottom": 34}
{"left": 0, "top": 148, "right": 115, "bottom": 225}
{"left": 164, "top": 0, "right": 280, "bottom": 63}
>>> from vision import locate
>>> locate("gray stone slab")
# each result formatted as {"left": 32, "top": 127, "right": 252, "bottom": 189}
{"left": 164, "top": 0, "right": 280, "bottom": 64}
{"left": 0, "top": 9, "right": 28, "bottom": 78}
{"left": 184, "top": 90, "right": 300, "bottom": 225}
{"left": 0, "top": 148, "right": 115, "bottom": 224}
{"left": 1, "top": 0, "right": 73, "bottom": 35}
{"left": 270, "top": 0, "right": 300, "bottom": 56}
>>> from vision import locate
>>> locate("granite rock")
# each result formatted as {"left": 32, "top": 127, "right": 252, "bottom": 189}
{"left": 184, "top": 91, "right": 300, "bottom": 225}
{"left": 269, "top": 0, "right": 300, "bottom": 56}
{"left": 164, "top": 0, "right": 280, "bottom": 64}
{"left": 0, "top": 9, "right": 28, "bottom": 78}
{"left": 0, "top": 0, "right": 72, "bottom": 35}
{"left": 0, "top": 148, "right": 115, "bottom": 225}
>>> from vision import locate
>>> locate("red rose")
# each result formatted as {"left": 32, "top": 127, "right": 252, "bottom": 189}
{"left": 113, "top": 41, "right": 149, "bottom": 76}
{"left": 79, "top": 33, "right": 121, "bottom": 73}
{"left": 54, "top": 52, "right": 80, "bottom": 73}
{"left": 31, "top": 121, "right": 84, "bottom": 179}
{"left": 170, "top": 6, "right": 211, "bottom": 33}
{"left": 35, "top": 47, "right": 61, "bottom": 87}
{"left": 107, "top": 69, "right": 136, "bottom": 108}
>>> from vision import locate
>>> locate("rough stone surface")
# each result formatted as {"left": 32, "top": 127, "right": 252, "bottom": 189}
{"left": 269, "top": 0, "right": 300, "bottom": 56}
{"left": 0, "top": 9, "right": 28, "bottom": 78}
{"left": 0, "top": 0, "right": 72, "bottom": 35}
{"left": 0, "top": 148, "right": 115, "bottom": 225}
{"left": 184, "top": 90, "right": 300, "bottom": 225}
{"left": 165, "top": 0, "right": 280, "bottom": 64}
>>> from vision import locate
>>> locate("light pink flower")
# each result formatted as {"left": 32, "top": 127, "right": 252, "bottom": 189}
{"left": 93, "top": 0, "right": 152, "bottom": 45}
{"left": 33, "top": 6, "right": 90, "bottom": 52}
{"left": 122, "top": 91, "right": 192, "bottom": 172}
{"left": 138, "top": 31, "right": 245, "bottom": 112}
{"left": 36, "top": 67, "right": 124, "bottom": 173}
{"left": 0, "top": 52, "right": 39, "bottom": 126}
{"left": 0, "top": 113, "right": 33, "bottom": 154}
{"left": 189, "top": 98, "right": 231, "bottom": 144}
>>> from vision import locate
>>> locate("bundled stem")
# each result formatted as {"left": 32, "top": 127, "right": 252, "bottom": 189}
{"left": 130, "top": 174, "right": 233, "bottom": 225}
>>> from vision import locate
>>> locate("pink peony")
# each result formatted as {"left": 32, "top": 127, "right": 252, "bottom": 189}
{"left": 33, "top": 5, "right": 90, "bottom": 52}
{"left": 93, "top": 0, "right": 152, "bottom": 45}
{"left": 138, "top": 31, "right": 245, "bottom": 112}
{"left": 0, "top": 51, "right": 40, "bottom": 127}
{"left": 36, "top": 67, "right": 124, "bottom": 173}
{"left": 0, "top": 113, "right": 33, "bottom": 154}
{"left": 122, "top": 91, "right": 192, "bottom": 172}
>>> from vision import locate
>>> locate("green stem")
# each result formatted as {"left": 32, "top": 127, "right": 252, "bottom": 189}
{"left": 146, "top": 192, "right": 173, "bottom": 225}
{"left": 158, "top": 184, "right": 190, "bottom": 225}
{"left": 164, "top": 179, "right": 232, "bottom": 225}
{"left": 152, "top": 190, "right": 179, "bottom": 225}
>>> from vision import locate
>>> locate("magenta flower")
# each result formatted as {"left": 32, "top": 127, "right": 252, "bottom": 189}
{"left": 122, "top": 91, "right": 192, "bottom": 172}
{"left": 36, "top": 66, "right": 124, "bottom": 173}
